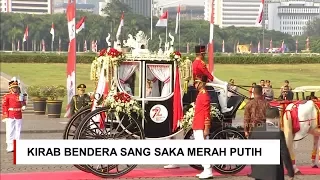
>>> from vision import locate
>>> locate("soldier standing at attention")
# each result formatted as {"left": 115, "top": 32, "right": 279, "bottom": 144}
{"left": 69, "top": 84, "right": 91, "bottom": 117}
{"left": 192, "top": 75, "right": 213, "bottom": 179}
{"left": 2, "top": 81, "right": 26, "bottom": 153}
{"left": 192, "top": 45, "right": 233, "bottom": 113}
{"left": 244, "top": 85, "right": 270, "bottom": 138}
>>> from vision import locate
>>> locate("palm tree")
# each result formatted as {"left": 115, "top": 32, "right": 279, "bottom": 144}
{"left": 7, "top": 27, "right": 23, "bottom": 51}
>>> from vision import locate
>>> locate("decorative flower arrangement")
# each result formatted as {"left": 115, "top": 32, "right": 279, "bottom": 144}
{"left": 181, "top": 103, "right": 223, "bottom": 131}
{"left": 107, "top": 48, "right": 126, "bottom": 66}
{"left": 103, "top": 91, "right": 143, "bottom": 117}
{"left": 169, "top": 51, "right": 187, "bottom": 65}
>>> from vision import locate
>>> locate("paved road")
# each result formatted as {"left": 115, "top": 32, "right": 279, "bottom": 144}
{"left": 1, "top": 133, "right": 319, "bottom": 180}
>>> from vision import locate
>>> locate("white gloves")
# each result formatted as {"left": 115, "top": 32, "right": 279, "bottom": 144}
{"left": 22, "top": 106, "right": 26, "bottom": 111}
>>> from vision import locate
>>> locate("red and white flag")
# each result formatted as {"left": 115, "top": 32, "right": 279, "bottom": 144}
{"left": 23, "top": 26, "right": 28, "bottom": 42}
{"left": 84, "top": 40, "right": 87, "bottom": 52}
{"left": 256, "top": 0, "right": 264, "bottom": 25}
{"left": 64, "top": 1, "right": 76, "bottom": 118}
{"left": 156, "top": 11, "right": 168, "bottom": 27}
{"left": 222, "top": 40, "right": 225, "bottom": 53}
{"left": 42, "top": 39, "right": 45, "bottom": 52}
{"left": 17, "top": 40, "right": 20, "bottom": 51}
{"left": 50, "top": 22, "right": 54, "bottom": 41}
{"left": 116, "top": 12, "right": 124, "bottom": 39}
{"left": 208, "top": 0, "right": 215, "bottom": 73}
{"left": 173, "top": 66, "right": 183, "bottom": 132}
{"left": 75, "top": 16, "right": 86, "bottom": 34}
{"left": 175, "top": 5, "right": 180, "bottom": 34}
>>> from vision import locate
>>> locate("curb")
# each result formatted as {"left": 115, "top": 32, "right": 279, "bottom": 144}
{"left": 0, "top": 130, "right": 64, "bottom": 134}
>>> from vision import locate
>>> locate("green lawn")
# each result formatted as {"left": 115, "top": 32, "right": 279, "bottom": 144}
{"left": 1, "top": 63, "right": 320, "bottom": 113}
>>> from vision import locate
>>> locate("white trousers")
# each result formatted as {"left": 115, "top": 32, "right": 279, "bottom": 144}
{"left": 193, "top": 130, "right": 211, "bottom": 170}
{"left": 6, "top": 118, "right": 22, "bottom": 151}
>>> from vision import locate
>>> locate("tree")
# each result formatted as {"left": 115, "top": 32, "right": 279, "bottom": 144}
{"left": 304, "top": 18, "right": 320, "bottom": 37}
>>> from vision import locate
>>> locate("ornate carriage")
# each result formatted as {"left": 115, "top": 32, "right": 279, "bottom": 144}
{"left": 63, "top": 31, "right": 246, "bottom": 178}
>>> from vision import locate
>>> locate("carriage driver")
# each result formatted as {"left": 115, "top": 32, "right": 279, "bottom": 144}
{"left": 192, "top": 45, "right": 233, "bottom": 113}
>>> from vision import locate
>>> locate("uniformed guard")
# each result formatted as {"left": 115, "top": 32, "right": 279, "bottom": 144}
{"left": 69, "top": 84, "right": 91, "bottom": 116}
{"left": 192, "top": 45, "right": 233, "bottom": 113}
{"left": 192, "top": 75, "right": 213, "bottom": 179}
{"left": 2, "top": 81, "right": 26, "bottom": 152}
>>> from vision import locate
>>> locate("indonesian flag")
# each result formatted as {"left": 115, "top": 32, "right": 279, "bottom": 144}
{"left": 156, "top": 11, "right": 168, "bottom": 27}
{"left": 50, "top": 23, "right": 54, "bottom": 41}
{"left": 23, "top": 26, "right": 28, "bottom": 42}
{"left": 258, "top": 40, "right": 261, "bottom": 53}
{"left": 173, "top": 66, "right": 183, "bottom": 132}
{"left": 175, "top": 5, "right": 180, "bottom": 34}
{"left": 208, "top": 0, "right": 215, "bottom": 73}
{"left": 64, "top": 1, "right": 76, "bottom": 118}
{"left": 256, "top": 0, "right": 264, "bottom": 25}
{"left": 222, "top": 40, "right": 225, "bottom": 53}
{"left": 42, "top": 39, "right": 45, "bottom": 52}
{"left": 75, "top": 16, "right": 86, "bottom": 34}
{"left": 116, "top": 12, "right": 124, "bottom": 39}
{"left": 84, "top": 40, "right": 87, "bottom": 52}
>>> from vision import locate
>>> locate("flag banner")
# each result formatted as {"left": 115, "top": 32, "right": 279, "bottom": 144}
{"left": 175, "top": 5, "right": 180, "bottom": 34}
{"left": 172, "top": 66, "right": 183, "bottom": 131}
{"left": 116, "top": 12, "right": 124, "bottom": 39}
{"left": 14, "top": 140, "right": 280, "bottom": 165}
{"left": 23, "top": 26, "right": 28, "bottom": 42}
{"left": 156, "top": 11, "right": 168, "bottom": 27}
{"left": 256, "top": 0, "right": 264, "bottom": 25}
{"left": 76, "top": 17, "right": 86, "bottom": 34}
{"left": 64, "top": 1, "right": 76, "bottom": 118}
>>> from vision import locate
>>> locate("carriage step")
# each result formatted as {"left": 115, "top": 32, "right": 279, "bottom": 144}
{"left": 0, "top": 166, "right": 318, "bottom": 180}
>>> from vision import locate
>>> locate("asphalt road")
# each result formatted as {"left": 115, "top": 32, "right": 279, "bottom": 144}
{"left": 1, "top": 133, "right": 319, "bottom": 180}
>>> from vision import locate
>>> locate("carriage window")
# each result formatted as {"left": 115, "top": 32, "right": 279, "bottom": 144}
{"left": 118, "top": 62, "right": 140, "bottom": 97}
{"left": 146, "top": 64, "right": 172, "bottom": 98}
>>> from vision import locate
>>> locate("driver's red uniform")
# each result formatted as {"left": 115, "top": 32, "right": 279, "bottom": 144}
{"left": 192, "top": 89, "right": 211, "bottom": 130}
{"left": 192, "top": 58, "right": 213, "bottom": 81}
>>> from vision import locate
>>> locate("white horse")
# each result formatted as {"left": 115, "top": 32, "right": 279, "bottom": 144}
{"left": 282, "top": 100, "right": 320, "bottom": 173}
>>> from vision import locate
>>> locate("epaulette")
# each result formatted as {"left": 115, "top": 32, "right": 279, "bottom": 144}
{"left": 200, "top": 89, "right": 206, "bottom": 94}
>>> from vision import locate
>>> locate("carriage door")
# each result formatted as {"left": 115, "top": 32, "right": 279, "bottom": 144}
{"left": 143, "top": 62, "right": 174, "bottom": 138}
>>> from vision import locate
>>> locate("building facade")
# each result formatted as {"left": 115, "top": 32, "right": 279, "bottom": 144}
{"left": 204, "top": 0, "right": 263, "bottom": 28}
{"left": 2, "top": 0, "right": 53, "bottom": 14}
{"left": 267, "top": 0, "right": 320, "bottom": 36}
{"left": 99, "top": 0, "right": 151, "bottom": 17}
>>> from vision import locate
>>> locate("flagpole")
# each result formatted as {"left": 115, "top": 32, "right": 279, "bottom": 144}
{"left": 51, "top": 38, "right": 53, "bottom": 52}
{"left": 166, "top": 10, "right": 168, "bottom": 43}
{"left": 150, "top": 0, "right": 153, "bottom": 40}
{"left": 178, "top": 12, "right": 180, "bottom": 51}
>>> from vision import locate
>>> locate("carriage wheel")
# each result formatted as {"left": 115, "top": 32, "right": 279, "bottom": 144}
{"left": 74, "top": 107, "right": 145, "bottom": 179}
{"left": 211, "top": 127, "right": 246, "bottom": 175}
{"left": 62, "top": 106, "right": 91, "bottom": 173}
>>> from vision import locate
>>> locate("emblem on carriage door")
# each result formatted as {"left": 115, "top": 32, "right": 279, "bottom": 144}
{"left": 149, "top": 104, "right": 168, "bottom": 123}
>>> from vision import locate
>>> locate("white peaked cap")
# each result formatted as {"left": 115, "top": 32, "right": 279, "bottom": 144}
{"left": 11, "top": 77, "right": 20, "bottom": 85}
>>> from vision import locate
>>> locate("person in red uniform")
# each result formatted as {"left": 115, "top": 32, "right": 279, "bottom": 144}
{"left": 192, "top": 45, "right": 233, "bottom": 113}
{"left": 2, "top": 81, "right": 26, "bottom": 152}
{"left": 192, "top": 75, "right": 213, "bottom": 179}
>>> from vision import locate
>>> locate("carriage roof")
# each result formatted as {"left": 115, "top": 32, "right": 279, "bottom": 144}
{"left": 292, "top": 86, "right": 320, "bottom": 93}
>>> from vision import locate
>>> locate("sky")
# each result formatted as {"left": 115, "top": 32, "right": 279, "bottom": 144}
{"left": 156, "top": 0, "right": 204, "bottom": 7}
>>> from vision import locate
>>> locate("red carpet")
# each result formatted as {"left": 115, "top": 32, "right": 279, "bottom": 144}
{"left": 1, "top": 166, "right": 319, "bottom": 180}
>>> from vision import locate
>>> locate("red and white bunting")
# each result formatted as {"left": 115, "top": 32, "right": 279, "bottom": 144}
{"left": 64, "top": 1, "right": 76, "bottom": 118}
{"left": 222, "top": 39, "right": 225, "bottom": 53}
{"left": 76, "top": 16, "right": 86, "bottom": 34}
{"left": 116, "top": 12, "right": 124, "bottom": 39}
{"left": 156, "top": 11, "right": 168, "bottom": 27}
{"left": 208, "top": 0, "right": 215, "bottom": 73}
{"left": 175, "top": 5, "right": 180, "bottom": 34}
{"left": 42, "top": 39, "right": 45, "bottom": 52}
{"left": 256, "top": 0, "right": 264, "bottom": 25}
{"left": 23, "top": 26, "right": 28, "bottom": 42}
{"left": 50, "top": 22, "right": 54, "bottom": 41}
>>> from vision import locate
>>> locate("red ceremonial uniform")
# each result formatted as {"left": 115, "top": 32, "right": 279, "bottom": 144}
{"left": 2, "top": 93, "right": 25, "bottom": 119}
{"left": 192, "top": 89, "right": 211, "bottom": 130}
{"left": 192, "top": 58, "right": 213, "bottom": 81}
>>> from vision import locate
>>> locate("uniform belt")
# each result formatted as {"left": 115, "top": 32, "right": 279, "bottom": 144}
{"left": 8, "top": 108, "right": 21, "bottom": 111}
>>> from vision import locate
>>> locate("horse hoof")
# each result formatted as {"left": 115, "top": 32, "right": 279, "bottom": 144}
{"left": 312, "top": 165, "right": 318, "bottom": 168}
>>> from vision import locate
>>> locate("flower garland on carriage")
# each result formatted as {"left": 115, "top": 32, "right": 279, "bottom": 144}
{"left": 89, "top": 38, "right": 223, "bottom": 132}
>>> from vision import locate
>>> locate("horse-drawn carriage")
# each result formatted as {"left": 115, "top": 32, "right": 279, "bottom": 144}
{"left": 62, "top": 31, "right": 246, "bottom": 178}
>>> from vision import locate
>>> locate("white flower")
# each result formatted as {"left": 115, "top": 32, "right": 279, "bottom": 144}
{"left": 116, "top": 106, "right": 122, "bottom": 112}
